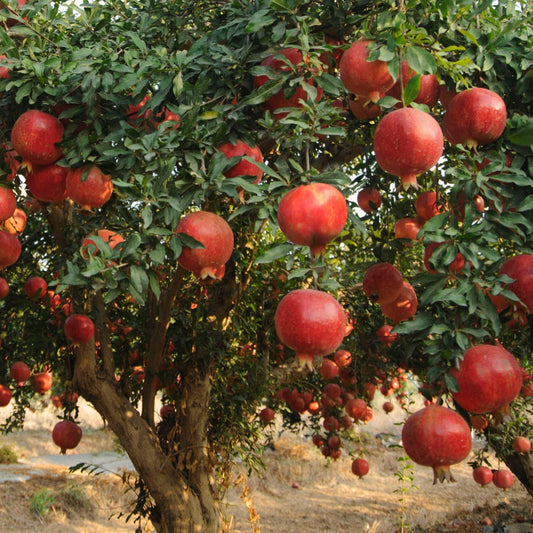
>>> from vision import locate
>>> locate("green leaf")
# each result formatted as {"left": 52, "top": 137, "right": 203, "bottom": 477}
{"left": 404, "top": 46, "right": 437, "bottom": 74}
{"left": 130, "top": 264, "right": 148, "bottom": 295}
{"left": 245, "top": 9, "right": 276, "bottom": 33}
{"left": 403, "top": 74, "right": 421, "bottom": 106}
{"left": 444, "top": 373, "right": 459, "bottom": 393}
{"left": 255, "top": 242, "right": 293, "bottom": 264}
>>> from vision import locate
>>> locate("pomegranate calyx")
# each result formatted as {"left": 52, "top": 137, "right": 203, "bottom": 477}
{"left": 309, "top": 243, "right": 326, "bottom": 258}
{"left": 433, "top": 465, "right": 456, "bottom": 484}
{"left": 400, "top": 174, "right": 420, "bottom": 190}
{"left": 295, "top": 353, "right": 315, "bottom": 371}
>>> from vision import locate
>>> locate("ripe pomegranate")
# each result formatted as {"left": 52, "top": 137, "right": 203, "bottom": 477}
{"left": 415, "top": 191, "right": 446, "bottom": 222}
{"left": 259, "top": 407, "right": 275, "bottom": 423}
{"left": 0, "top": 186, "right": 16, "bottom": 221}
{"left": 373, "top": 108, "right": 444, "bottom": 189}
{"left": 351, "top": 458, "right": 370, "bottom": 478}
{"left": 52, "top": 420, "right": 82, "bottom": 453}
{"left": 386, "top": 60, "right": 440, "bottom": 108}
{"left": 3, "top": 207, "right": 27, "bottom": 235}
{"left": 31, "top": 371, "right": 53, "bottom": 393}
{"left": 492, "top": 469, "right": 514, "bottom": 490}
{"left": 277, "top": 182, "right": 347, "bottom": 257}
{"left": 377, "top": 324, "right": 398, "bottom": 346}
{"left": 10, "top": 109, "right": 64, "bottom": 166}
{"left": 345, "top": 398, "right": 368, "bottom": 420}
{"left": 449, "top": 344, "right": 523, "bottom": 415}
{"left": 0, "top": 230, "right": 21, "bottom": 267}
{"left": 176, "top": 211, "right": 234, "bottom": 280}
{"left": 24, "top": 276, "right": 48, "bottom": 299}
{"left": 472, "top": 466, "right": 493, "bottom": 486}
{"left": 82, "top": 229, "right": 124, "bottom": 257}
{"left": 339, "top": 40, "right": 394, "bottom": 102}
{"left": 512, "top": 436, "right": 531, "bottom": 453}
{"left": 66, "top": 165, "right": 114, "bottom": 210}
{"left": 382, "top": 401, "right": 394, "bottom": 414}
{"left": 499, "top": 254, "right": 533, "bottom": 314}
{"left": 0, "top": 276, "right": 8, "bottom": 299}
{"left": 0, "top": 384, "right": 12, "bottom": 406}
{"left": 357, "top": 187, "right": 382, "bottom": 214}
{"left": 253, "top": 48, "right": 322, "bottom": 118}
{"left": 380, "top": 281, "right": 418, "bottom": 323}
{"left": 348, "top": 95, "right": 382, "bottom": 120}
{"left": 362, "top": 263, "right": 404, "bottom": 304}
{"left": 334, "top": 349, "right": 352, "bottom": 368}
{"left": 423, "top": 242, "right": 466, "bottom": 274}
{"left": 219, "top": 140, "right": 263, "bottom": 182}
{"left": 274, "top": 288, "right": 346, "bottom": 368}
{"left": 470, "top": 415, "right": 489, "bottom": 431}
{"left": 25, "top": 163, "right": 68, "bottom": 203}
{"left": 10, "top": 361, "right": 31, "bottom": 384}
{"left": 64, "top": 314, "right": 95, "bottom": 344}
{"left": 442, "top": 87, "right": 507, "bottom": 149}
{"left": 394, "top": 217, "right": 422, "bottom": 242}
{"left": 402, "top": 404, "right": 472, "bottom": 483}
{"left": 319, "top": 358, "right": 339, "bottom": 380}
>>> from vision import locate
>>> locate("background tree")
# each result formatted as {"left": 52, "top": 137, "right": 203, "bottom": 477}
{"left": 0, "top": 0, "right": 531, "bottom": 531}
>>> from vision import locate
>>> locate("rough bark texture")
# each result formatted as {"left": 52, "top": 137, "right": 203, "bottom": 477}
{"left": 504, "top": 451, "right": 533, "bottom": 497}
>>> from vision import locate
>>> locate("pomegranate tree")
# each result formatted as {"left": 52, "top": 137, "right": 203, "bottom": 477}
{"left": 277, "top": 182, "right": 347, "bottom": 257}
{"left": 401, "top": 404, "right": 472, "bottom": 483}
{"left": 65, "top": 165, "right": 114, "bottom": 210}
{"left": 52, "top": 420, "right": 83, "bottom": 453}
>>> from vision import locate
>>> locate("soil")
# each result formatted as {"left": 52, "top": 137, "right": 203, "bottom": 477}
{"left": 0, "top": 397, "right": 531, "bottom": 533}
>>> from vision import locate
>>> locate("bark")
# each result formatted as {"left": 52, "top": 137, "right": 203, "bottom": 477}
{"left": 503, "top": 451, "right": 533, "bottom": 498}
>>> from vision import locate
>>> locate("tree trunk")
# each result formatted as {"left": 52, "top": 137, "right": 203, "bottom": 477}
{"left": 503, "top": 451, "right": 533, "bottom": 498}
{"left": 72, "top": 340, "right": 222, "bottom": 533}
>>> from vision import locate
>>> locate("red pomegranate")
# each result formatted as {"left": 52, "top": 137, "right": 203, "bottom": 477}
{"left": 82, "top": 229, "right": 124, "bottom": 257}
{"left": 351, "top": 458, "right": 370, "bottom": 478}
{"left": 259, "top": 407, "right": 275, "bottom": 423}
{"left": 66, "top": 165, "right": 114, "bottom": 210}
{"left": 415, "top": 191, "right": 446, "bottom": 222}
{"left": 442, "top": 87, "right": 507, "bottom": 149}
{"left": 449, "top": 344, "right": 523, "bottom": 415}
{"left": 423, "top": 242, "right": 465, "bottom": 274}
{"left": 0, "top": 186, "right": 16, "bottom": 221}
{"left": 176, "top": 211, "right": 234, "bottom": 280}
{"left": 386, "top": 60, "right": 440, "bottom": 108}
{"left": 277, "top": 182, "right": 347, "bottom": 257}
{"left": 10, "top": 361, "right": 31, "bottom": 384}
{"left": 0, "top": 276, "right": 8, "bottom": 299}
{"left": 64, "top": 314, "right": 95, "bottom": 344}
{"left": 25, "top": 163, "right": 68, "bottom": 203}
{"left": 357, "top": 187, "right": 382, "bottom": 214}
{"left": 333, "top": 349, "right": 352, "bottom": 368}
{"left": 345, "top": 398, "right": 368, "bottom": 420}
{"left": 512, "top": 436, "right": 531, "bottom": 453}
{"left": 362, "top": 263, "right": 404, "bottom": 304}
{"left": 319, "top": 358, "right": 339, "bottom": 380}
{"left": 3, "top": 207, "right": 27, "bottom": 235}
{"left": 401, "top": 404, "right": 472, "bottom": 483}
{"left": 219, "top": 140, "right": 263, "bottom": 182}
{"left": 52, "top": 420, "right": 82, "bottom": 454}
{"left": 0, "top": 384, "right": 12, "bottom": 406}
{"left": 492, "top": 469, "right": 514, "bottom": 490}
{"left": 472, "top": 466, "right": 493, "bottom": 486}
{"left": 339, "top": 40, "right": 394, "bottom": 102}
{"left": 374, "top": 108, "right": 443, "bottom": 189}
{"left": 499, "top": 254, "right": 533, "bottom": 314}
{"left": 380, "top": 281, "right": 418, "bottom": 323}
{"left": 383, "top": 401, "right": 394, "bottom": 414}
{"left": 24, "top": 276, "right": 48, "bottom": 299}
{"left": 377, "top": 324, "right": 398, "bottom": 347}
{"left": 0, "top": 230, "right": 21, "bottom": 267}
{"left": 32, "top": 370, "right": 53, "bottom": 393}
{"left": 253, "top": 48, "right": 322, "bottom": 118}
{"left": 10, "top": 109, "right": 64, "bottom": 166}
{"left": 274, "top": 289, "right": 346, "bottom": 368}
{"left": 394, "top": 217, "right": 422, "bottom": 242}
{"left": 348, "top": 95, "right": 382, "bottom": 120}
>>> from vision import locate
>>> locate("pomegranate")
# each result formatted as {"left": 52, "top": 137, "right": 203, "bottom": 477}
{"left": 0, "top": 230, "right": 21, "bottom": 267}
{"left": 499, "top": 254, "right": 533, "bottom": 314}
{"left": 401, "top": 404, "right": 472, "bottom": 483}
{"left": 348, "top": 95, "right": 382, "bottom": 120}
{"left": 24, "top": 276, "right": 48, "bottom": 299}
{"left": 386, "top": 60, "right": 440, "bottom": 108}
{"left": 0, "top": 276, "right": 8, "bottom": 299}
{"left": 219, "top": 140, "right": 263, "bottom": 182}
{"left": 319, "top": 358, "right": 339, "bottom": 380}
{"left": 10, "top": 109, "right": 64, "bottom": 166}
{"left": 449, "top": 344, "right": 523, "bottom": 415}
{"left": 176, "top": 211, "right": 234, "bottom": 280}
{"left": 492, "top": 469, "right": 514, "bottom": 490}
{"left": 339, "top": 40, "right": 394, "bottom": 102}
{"left": 0, "top": 384, "right": 12, "bottom": 406}
{"left": 377, "top": 324, "right": 398, "bottom": 347}
{"left": 442, "top": 87, "right": 507, "bottom": 149}
{"left": 66, "top": 165, "right": 114, "bottom": 210}
{"left": 32, "top": 371, "right": 53, "bottom": 393}
{"left": 0, "top": 186, "right": 16, "bottom": 221}
{"left": 512, "top": 436, "right": 531, "bottom": 453}
{"left": 277, "top": 182, "right": 347, "bottom": 257}
{"left": 52, "top": 420, "right": 82, "bottom": 453}
{"left": 473, "top": 466, "right": 493, "bottom": 486}
{"left": 3, "top": 207, "right": 27, "bottom": 234}
{"left": 382, "top": 401, "right": 394, "bottom": 414}
{"left": 357, "top": 187, "right": 381, "bottom": 214}
{"left": 351, "top": 458, "right": 370, "bottom": 478}
{"left": 374, "top": 108, "right": 443, "bottom": 189}
{"left": 10, "top": 361, "right": 31, "bottom": 384}
{"left": 64, "top": 314, "right": 95, "bottom": 344}
{"left": 423, "top": 242, "right": 465, "bottom": 274}
{"left": 380, "top": 281, "right": 418, "bottom": 323}
{"left": 274, "top": 289, "right": 346, "bottom": 367}
{"left": 259, "top": 407, "right": 275, "bottom": 423}
{"left": 25, "top": 163, "right": 68, "bottom": 203}
{"left": 345, "top": 398, "right": 368, "bottom": 420}
{"left": 394, "top": 217, "right": 423, "bottom": 243}
{"left": 82, "top": 229, "right": 124, "bottom": 257}
{"left": 415, "top": 191, "right": 446, "bottom": 222}
{"left": 362, "top": 263, "right": 404, "bottom": 304}
{"left": 334, "top": 349, "right": 352, "bottom": 368}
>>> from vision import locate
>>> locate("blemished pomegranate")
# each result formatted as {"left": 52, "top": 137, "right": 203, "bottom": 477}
{"left": 24, "top": 276, "right": 48, "bottom": 299}
{"left": 512, "top": 436, "right": 531, "bottom": 453}
{"left": 219, "top": 140, "right": 263, "bottom": 182}
{"left": 357, "top": 187, "right": 382, "bottom": 214}
{"left": 25, "top": 163, "right": 68, "bottom": 203}
{"left": 0, "top": 230, "right": 21, "bottom": 267}
{"left": 274, "top": 288, "right": 347, "bottom": 367}
{"left": 0, "top": 186, "right": 16, "bottom": 221}
{"left": 380, "top": 281, "right": 417, "bottom": 322}
{"left": 10, "top": 361, "right": 31, "bottom": 384}
{"left": 449, "top": 344, "right": 523, "bottom": 415}
{"left": 3, "top": 207, "right": 27, "bottom": 235}
{"left": 31, "top": 371, "right": 53, "bottom": 393}
{"left": 373, "top": 107, "right": 444, "bottom": 189}
{"left": 0, "top": 276, "right": 8, "bottom": 299}
{"left": 339, "top": 40, "right": 394, "bottom": 102}
{"left": 401, "top": 404, "right": 472, "bottom": 483}
{"left": 472, "top": 466, "right": 493, "bottom": 486}
{"left": 351, "top": 458, "right": 370, "bottom": 478}
{"left": 10, "top": 109, "right": 64, "bottom": 166}
{"left": 499, "top": 254, "right": 533, "bottom": 314}
{"left": 0, "top": 384, "right": 12, "bottom": 406}
{"left": 362, "top": 263, "right": 404, "bottom": 304}
{"left": 52, "top": 420, "right": 83, "bottom": 453}
{"left": 176, "top": 211, "right": 234, "bottom": 280}
{"left": 492, "top": 469, "right": 514, "bottom": 490}
{"left": 386, "top": 60, "right": 440, "bottom": 108}
{"left": 442, "top": 87, "right": 507, "bottom": 149}
{"left": 66, "top": 165, "right": 114, "bottom": 210}
{"left": 64, "top": 314, "right": 95, "bottom": 344}
{"left": 277, "top": 182, "right": 347, "bottom": 257}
